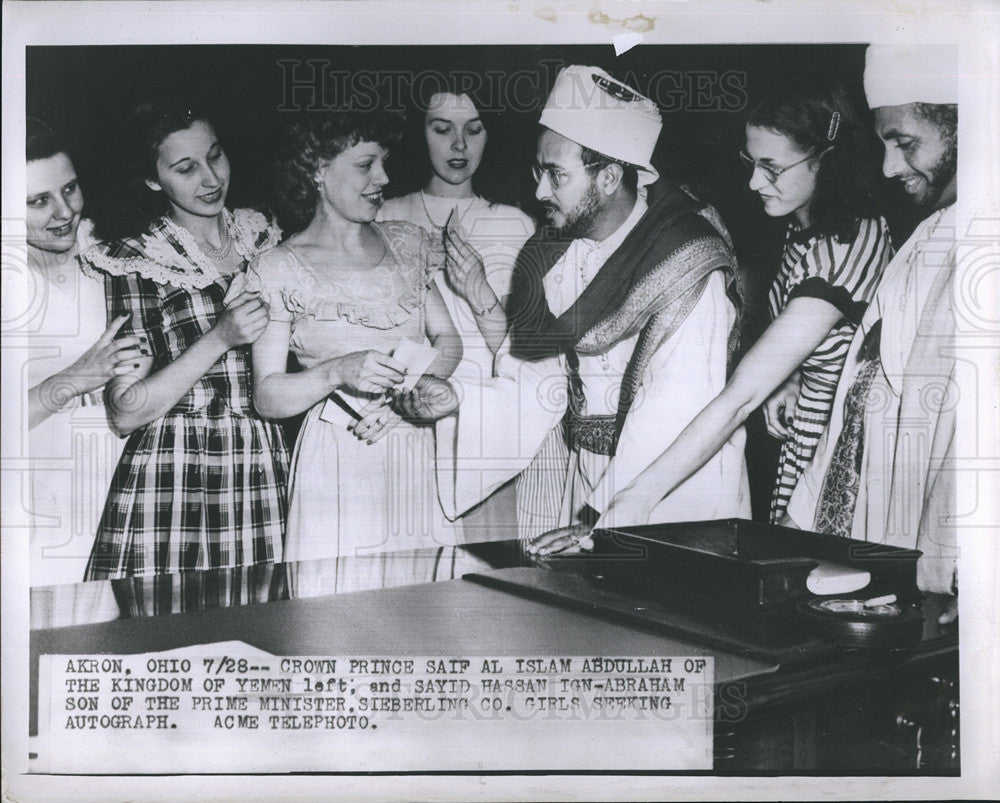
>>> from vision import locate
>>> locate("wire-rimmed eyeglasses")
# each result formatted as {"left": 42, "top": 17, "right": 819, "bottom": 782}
{"left": 532, "top": 160, "right": 609, "bottom": 189}
{"left": 739, "top": 146, "right": 832, "bottom": 185}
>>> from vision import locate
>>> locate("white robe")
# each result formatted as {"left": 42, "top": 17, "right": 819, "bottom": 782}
{"left": 787, "top": 205, "right": 957, "bottom": 592}
{"left": 437, "top": 198, "right": 750, "bottom": 532}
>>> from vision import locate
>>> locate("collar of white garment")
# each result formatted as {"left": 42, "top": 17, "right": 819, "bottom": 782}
{"left": 573, "top": 194, "right": 648, "bottom": 259}
{"left": 876, "top": 202, "right": 954, "bottom": 397}
{"left": 896, "top": 203, "right": 954, "bottom": 264}
{"left": 924, "top": 203, "right": 954, "bottom": 233}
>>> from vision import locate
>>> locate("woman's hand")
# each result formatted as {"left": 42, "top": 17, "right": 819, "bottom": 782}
{"left": 392, "top": 375, "right": 459, "bottom": 422}
{"left": 349, "top": 398, "right": 402, "bottom": 445}
{"left": 443, "top": 223, "right": 493, "bottom": 310}
{"left": 763, "top": 370, "right": 801, "bottom": 440}
{"left": 64, "top": 313, "right": 148, "bottom": 395}
{"left": 331, "top": 350, "right": 406, "bottom": 397}
{"left": 32, "top": 314, "right": 149, "bottom": 431}
{"left": 597, "top": 485, "right": 658, "bottom": 530}
{"left": 526, "top": 523, "right": 595, "bottom": 558}
{"left": 212, "top": 292, "right": 269, "bottom": 349}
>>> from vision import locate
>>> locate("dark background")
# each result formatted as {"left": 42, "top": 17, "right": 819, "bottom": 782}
{"left": 27, "top": 44, "right": 922, "bottom": 520}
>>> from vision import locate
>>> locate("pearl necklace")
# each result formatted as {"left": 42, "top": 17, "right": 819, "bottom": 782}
{"left": 198, "top": 223, "right": 232, "bottom": 260}
{"left": 198, "top": 229, "right": 233, "bottom": 259}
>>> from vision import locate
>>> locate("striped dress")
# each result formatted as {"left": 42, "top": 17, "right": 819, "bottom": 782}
{"left": 767, "top": 217, "right": 893, "bottom": 521}
{"left": 82, "top": 209, "right": 289, "bottom": 579}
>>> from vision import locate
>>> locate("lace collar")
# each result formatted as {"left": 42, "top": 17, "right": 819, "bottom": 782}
{"left": 83, "top": 208, "right": 281, "bottom": 289}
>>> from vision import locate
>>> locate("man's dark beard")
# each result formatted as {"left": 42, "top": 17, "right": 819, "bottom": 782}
{"left": 555, "top": 182, "right": 602, "bottom": 239}
{"left": 913, "top": 142, "right": 957, "bottom": 210}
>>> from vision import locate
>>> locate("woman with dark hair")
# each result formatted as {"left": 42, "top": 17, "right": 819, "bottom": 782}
{"left": 531, "top": 83, "right": 894, "bottom": 554}
{"left": 377, "top": 87, "right": 535, "bottom": 541}
{"left": 82, "top": 101, "right": 288, "bottom": 578}
{"left": 24, "top": 119, "right": 143, "bottom": 429}
{"left": 249, "top": 111, "right": 464, "bottom": 590}
{"left": 21, "top": 118, "right": 145, "bottom": 585}
{"left": 743, "top": 86, "right": 895, "bottom": 520}
{"left": 378, "top": 88, "right": 534, "bottom": 355}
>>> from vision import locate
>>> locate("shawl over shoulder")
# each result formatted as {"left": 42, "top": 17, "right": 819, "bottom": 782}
{"left": 507, "top": 182, "right": 742, "bottom": 453}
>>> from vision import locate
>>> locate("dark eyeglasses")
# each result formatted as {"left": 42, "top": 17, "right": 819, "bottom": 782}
{"left": 739, "top": 146, "right": 832, "bottom": 185}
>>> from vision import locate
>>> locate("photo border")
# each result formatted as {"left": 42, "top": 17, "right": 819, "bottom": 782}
{"left": 3, "top": 1, "right": 998, "bottom": 799}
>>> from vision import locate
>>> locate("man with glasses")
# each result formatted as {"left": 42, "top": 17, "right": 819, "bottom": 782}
{"left": 786, "top": 45, "right": 959, "bottom": 598}
{"left": 508, "top": 65, "right": 749, "bottom": 543}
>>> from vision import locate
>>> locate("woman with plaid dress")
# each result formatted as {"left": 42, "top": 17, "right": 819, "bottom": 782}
{"left": 82, "top": 102, "right": 288, "bottom": 579}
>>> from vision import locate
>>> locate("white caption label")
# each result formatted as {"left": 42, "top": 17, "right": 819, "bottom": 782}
{"left": 35, "top": 643, "right": 714, "bottom": 772}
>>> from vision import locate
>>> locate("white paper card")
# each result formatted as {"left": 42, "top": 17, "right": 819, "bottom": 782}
{"left": 319, "top": 393, "right": 362, "bottom": 429}
{"left": 393, "top": 339, "right": 438, "bottom": 391}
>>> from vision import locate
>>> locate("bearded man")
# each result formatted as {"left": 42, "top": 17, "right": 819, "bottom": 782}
{"left": 508, "top": 66, "right": 749, "bottom": 540}
{"left": 786, "top": 45, "right": 959, "bottom": 595}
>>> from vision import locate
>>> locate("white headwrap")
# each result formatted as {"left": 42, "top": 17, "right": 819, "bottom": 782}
{"left": 539, "top": 65, "right": 662, "bottom": 187}
{"left": 864, "top": 44, "right": 958, "bottom": 109}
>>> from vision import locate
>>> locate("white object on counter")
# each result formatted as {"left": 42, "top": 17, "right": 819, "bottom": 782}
{"left": 807, "top": 560, "right": 872, "bottom": 595}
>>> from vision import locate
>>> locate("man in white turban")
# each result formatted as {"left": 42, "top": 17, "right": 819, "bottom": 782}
{"left": 506, "top": 65, "right": 750, "bottom": 547}
{"left": 786, "top": 45, "right": 959, "bottom": 596}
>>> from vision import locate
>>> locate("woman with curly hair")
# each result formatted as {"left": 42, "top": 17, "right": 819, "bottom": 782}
{"left": 532, "top": 83, "right": 895, "bottom": 554}
{"left": 82, "top": 100, "right": 288, "bottom": 578}
{"left": 249, "top": 111, "right": 464, "bottom": 592}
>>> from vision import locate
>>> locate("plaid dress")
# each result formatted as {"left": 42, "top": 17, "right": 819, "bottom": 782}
{"left": 82, "top": 209, "right": 288, "bottom": 579}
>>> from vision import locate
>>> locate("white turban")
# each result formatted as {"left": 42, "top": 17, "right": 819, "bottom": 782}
{"left": 539, "top": 65, "right": 662, "bottom": 187}
{"left": 864, "top": 44, "right": 958, "bottom": 109}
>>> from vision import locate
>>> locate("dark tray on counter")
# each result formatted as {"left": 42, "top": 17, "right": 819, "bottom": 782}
{"left": 549, "top": 519, "right": 922, "bottom": 614}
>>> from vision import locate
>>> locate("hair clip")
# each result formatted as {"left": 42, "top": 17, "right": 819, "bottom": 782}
{"left": 827, "top": 111, "right": 841, "bottom": 142}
